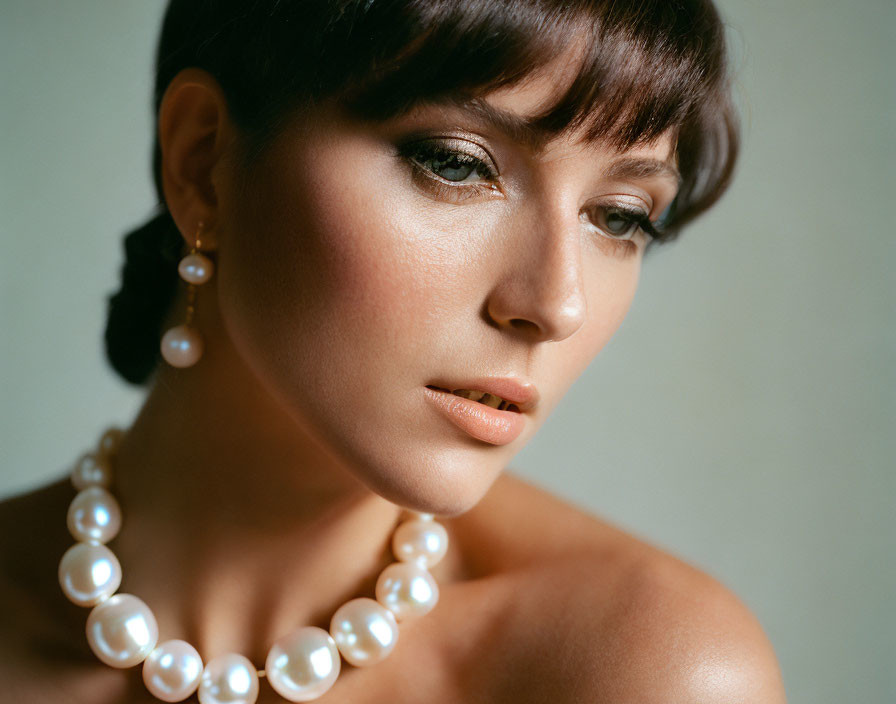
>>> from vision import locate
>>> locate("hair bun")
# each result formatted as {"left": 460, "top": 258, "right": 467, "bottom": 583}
{"left": 104, "top": 209, "right": 184, "bottom": 385}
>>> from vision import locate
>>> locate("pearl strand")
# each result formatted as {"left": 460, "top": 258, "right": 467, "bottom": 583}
{"left": 59, "top": 427, "right": 449, "bottom": 703}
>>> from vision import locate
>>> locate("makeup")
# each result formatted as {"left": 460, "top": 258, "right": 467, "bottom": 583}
{"left": 422, "top": 387, "right": 527, "bottom": 445}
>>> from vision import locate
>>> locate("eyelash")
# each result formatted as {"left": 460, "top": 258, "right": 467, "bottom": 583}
{"left": 585, "top": 205, "right": 663, "bottom": 243}
{"left": 399, "top": 141, "right": 500, "bottom": 202}
{"left": 398, "top": 140, "right": 668, "bottom": 247}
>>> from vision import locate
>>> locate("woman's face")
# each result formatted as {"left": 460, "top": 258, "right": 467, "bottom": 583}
{"left": 211, "top": 66, "right": 679, "bottom": 515}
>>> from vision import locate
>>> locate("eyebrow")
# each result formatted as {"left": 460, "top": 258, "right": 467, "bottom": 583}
{"left": 440, "top": 96, "right": 682, "bottom": 187}
{"left": 603, "top": 156, "right": 681, "bottom": 188}
{"left": 445, "top": 96, "right": 551, "bottom": 152}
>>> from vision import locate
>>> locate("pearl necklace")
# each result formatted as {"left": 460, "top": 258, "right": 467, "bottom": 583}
{"left": 59, "top": 426, "right": 448, "bottom": 703}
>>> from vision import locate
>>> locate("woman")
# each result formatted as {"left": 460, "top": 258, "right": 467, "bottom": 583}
{"left": 1, "top": 0, "right": 786, "bottom": 701}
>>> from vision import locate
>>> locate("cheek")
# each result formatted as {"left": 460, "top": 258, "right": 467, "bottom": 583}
{"left": 217, "top": 142, "right": 404, "bottom": 393}
{"left": 553, "top": 254, "right": 642, "bottom": 388}
{"left": 213, "top": 129, "right": 484, "bottom": 428}
{"left": 594, "top": 254, "right": 642, "bottom": 334}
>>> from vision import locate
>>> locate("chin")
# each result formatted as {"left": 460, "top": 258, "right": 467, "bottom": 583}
{"left": 348, "top": 439, "right": 505, "bottom": 518}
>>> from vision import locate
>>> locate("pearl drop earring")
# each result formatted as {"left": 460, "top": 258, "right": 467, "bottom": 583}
{"left": 160, "top": 222, "right": 214, "bottom": 368}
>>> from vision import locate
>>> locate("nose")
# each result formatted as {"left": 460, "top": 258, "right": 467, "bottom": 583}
{"left": 485, "top": 205, "right": 586, "bottom": 343}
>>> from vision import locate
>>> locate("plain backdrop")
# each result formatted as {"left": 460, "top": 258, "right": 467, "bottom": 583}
{"left": 1, "top": 2, "right": 893, "bottom": 701}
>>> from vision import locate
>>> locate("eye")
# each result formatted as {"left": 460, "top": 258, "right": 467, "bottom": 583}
{"left": 418, "top": 147, "right": 486, "bottom": 182}
{"left": 398, "top": 138, "right": 500, "bottom": 198}
{"left": 585, "top": 205, "right": 659, "bottom": 242}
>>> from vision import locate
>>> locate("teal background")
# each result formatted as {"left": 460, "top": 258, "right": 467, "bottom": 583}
{"left": 1, "top": 2, "right": 893, "bottom": 700}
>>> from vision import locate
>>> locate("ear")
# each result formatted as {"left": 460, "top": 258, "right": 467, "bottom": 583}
{"left": 158, "top": 67, "right": 234, "bottom": 251}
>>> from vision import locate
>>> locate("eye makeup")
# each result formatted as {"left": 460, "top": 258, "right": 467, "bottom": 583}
{"left": 396, "top": 137, "right": 502, "bottom": 203}
{"left": 394, "top": 133, "right": 672, "bottom": 251}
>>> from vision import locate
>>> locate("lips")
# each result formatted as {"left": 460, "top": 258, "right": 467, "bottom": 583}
{"left": 422, "top": 377, "right": 538, "bottom": 445}
{"left": 426, "top": 387, "right": 519, "bottom": 412}
{"left": 425, "top": 377, "right": 539, "bottom": 413}
{"left": 422, "top": 387, "right": 527, "bottom": 445}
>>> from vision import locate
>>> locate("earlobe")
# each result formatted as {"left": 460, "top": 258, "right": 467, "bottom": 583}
{"left": 158, "top": 68, "right": 232, "bottom": 251}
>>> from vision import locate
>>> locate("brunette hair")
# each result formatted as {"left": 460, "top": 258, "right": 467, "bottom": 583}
{"left": 106, "top": 0, "right": 739, "bottom": 385}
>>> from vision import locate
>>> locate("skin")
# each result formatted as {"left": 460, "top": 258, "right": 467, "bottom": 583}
{"left": 0, "top": 47, "right": 786, "bottom": 703}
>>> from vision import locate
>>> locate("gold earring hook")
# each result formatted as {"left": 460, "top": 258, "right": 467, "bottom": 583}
{"left": 194, "top": 221, "right": 205, "bottom": 251}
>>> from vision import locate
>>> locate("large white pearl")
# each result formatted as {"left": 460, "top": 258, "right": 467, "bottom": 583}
{"left": 143, "top": 639, "right": 203, "bottom": 702}
{"left": 392, "top": 519, "right": 448, "bottom": 568}
{"left": 97, "top": 426, "right": 124, "bottom": 459}
{"left": 178, "top": 252, "right": 214, "bottom": 284}
{"left": 58, "top": 542, "right": 122, "bottom": 606}
{"left": 160, "top": 325, "right": 203, "bottom": 368}
{"left": 265, "top": 626, "right": 341, "bottom": 701}
{"left": 375, "top": 561, "right": 439, "bottom": 621}
{"left": 86, "top": 593, "right": 159, "bottom": 668}
{"left": 71, "top": 452, "right": 112, "bottom": 490}
{"left": 198, "top": 653, "right": 260, "bottom": 704}
{"left": 67, "top": 486, "right": 122, "bottom": 544}
{"left": 329, "top": 597, "right": 399, "bottom": 667}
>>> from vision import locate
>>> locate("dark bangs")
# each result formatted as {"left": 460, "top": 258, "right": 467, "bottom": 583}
{"left": 154, "top": 0, "right": 739, "bottom": 241}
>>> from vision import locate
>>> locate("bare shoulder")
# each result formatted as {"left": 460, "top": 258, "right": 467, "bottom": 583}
{"left": 0, "top": 476, "right": 75, "bottom": 630}
{"left": 0, "top": 475, "right": 74, "bottom": 600}
{"left": 0, "top": 477, "right": 117, "bottom": 703}
{"left": 454, "top": 470, "right": 788, "bottom": 703}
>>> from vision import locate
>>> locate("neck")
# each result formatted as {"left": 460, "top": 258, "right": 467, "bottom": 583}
{"left": 110, "top": 337, "right": 406, "bottom": 664}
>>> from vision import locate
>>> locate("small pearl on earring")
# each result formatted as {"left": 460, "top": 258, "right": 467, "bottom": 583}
{"left": 178, "top": 253, "right": 214, "bottom": 285}
{"left": 70, "top": 451, "right": 112, "bottom": 490}
{"left": 160, "top": 325, "right": 203, "bottom": 368}
{"left": 97, "top": 427, "right": 124, "bottom": 460}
